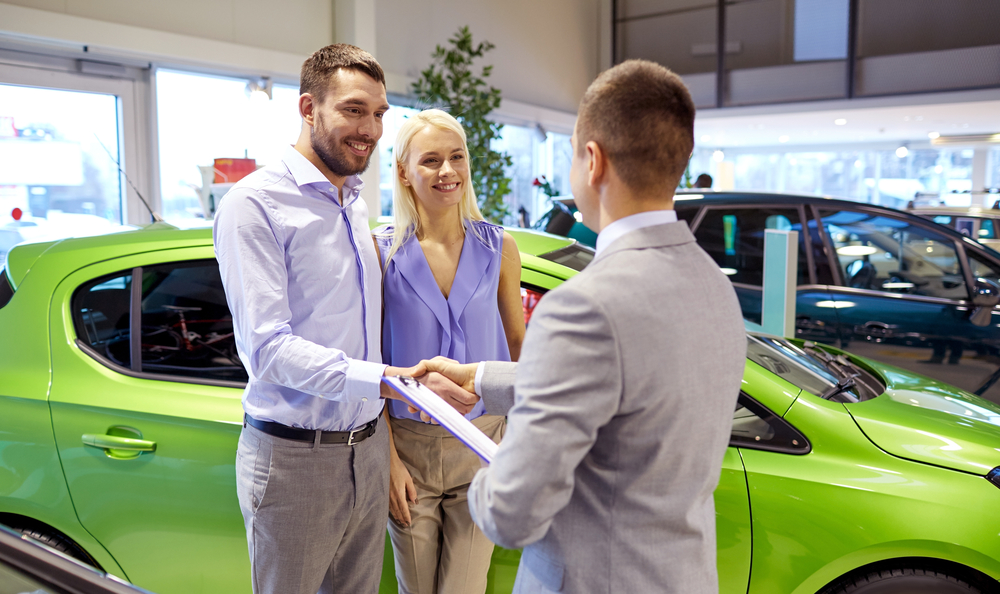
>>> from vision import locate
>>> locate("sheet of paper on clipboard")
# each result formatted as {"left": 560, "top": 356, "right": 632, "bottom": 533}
{"left": 381, "top": 375, "right": 498, "bottom": 463}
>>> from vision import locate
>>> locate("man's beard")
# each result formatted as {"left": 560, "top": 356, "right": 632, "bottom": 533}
{"left": 311, "top": 122, "right": 373, "bottom": 178}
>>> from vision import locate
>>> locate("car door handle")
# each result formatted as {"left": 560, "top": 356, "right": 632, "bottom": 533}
{"left": 82, "top": 434, "right": 157, "bottom": 452}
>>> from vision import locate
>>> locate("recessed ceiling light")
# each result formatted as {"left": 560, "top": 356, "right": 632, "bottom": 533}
{"left": 778, "top": 135, "right": 790, "bottom": 143}
{"left": 712, "top": 150, "right": 725, "bottom": 162}
{"left": 896, "top": 146, "right": 909, "bottom": 158}
{"left": 834, "top": 118, "right": 847, "bottom": 125}
{"left": 928, "top": 132, "right": 940, "bottom": 139}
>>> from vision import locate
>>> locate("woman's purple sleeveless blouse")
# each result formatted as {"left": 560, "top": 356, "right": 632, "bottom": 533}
{"left": 376, "top": 220, "right": 511, "bottom": 422}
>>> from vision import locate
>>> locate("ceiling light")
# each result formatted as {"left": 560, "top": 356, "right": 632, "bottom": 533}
{"left": 834, "top": 118, "right": 847, "bottom": 126}
{"left": 854, "top": 160, "right": 864, "bottom": 169}
{"left": 713, "top": 150, "right": 725, "bottom": 162}
{"left": 932, "top": 133, "right": 1000, "bottom": 145}
{"left": 778, "top": 135, "right": 790, "bottom": 143}
{"left": 896, "top": 145, "right": 909, "bottom": 158}
{"left": 928, "top": 132, "right": 940, "bottom": 139}
{"left": 837, "top": 245, "right": 878, "bottom": 256}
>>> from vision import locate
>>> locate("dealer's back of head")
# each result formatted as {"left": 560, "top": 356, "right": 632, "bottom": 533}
{"left": 463, "top": 59, "right": 746, "bottom": 594}
{"left": 214, "top": 44, "right": 419, "bottom": 594}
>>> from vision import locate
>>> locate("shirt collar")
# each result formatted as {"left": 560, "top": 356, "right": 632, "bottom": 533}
{"left": 282, "top": 145, "right": 365, "bottom": 206}
{"left": 595, "top": 209, "right": 677, "bottom": 256}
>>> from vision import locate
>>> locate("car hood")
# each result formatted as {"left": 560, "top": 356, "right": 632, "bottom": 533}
{"left": 845, "top": 367, "right": 1000, "bottom": 476}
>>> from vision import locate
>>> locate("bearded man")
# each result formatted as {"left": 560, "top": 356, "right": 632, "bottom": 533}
{"left": 214, "top": 44, "right": 423, "bottom": 594}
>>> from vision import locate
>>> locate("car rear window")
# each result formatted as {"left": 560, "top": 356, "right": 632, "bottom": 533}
{"left": 0, "top": 268, "right": 12, "bottom": 310}
{"left": 538, "top": 243, "right": 594, "bottom": 272}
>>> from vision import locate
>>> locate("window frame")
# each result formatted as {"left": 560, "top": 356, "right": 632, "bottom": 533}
{"left": 730, "top": 391, "right": 811, "bottom": 455}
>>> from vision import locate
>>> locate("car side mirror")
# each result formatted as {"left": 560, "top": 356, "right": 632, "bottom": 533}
{"left": 969, "top": 277, "right": 1000, "bottom": 327}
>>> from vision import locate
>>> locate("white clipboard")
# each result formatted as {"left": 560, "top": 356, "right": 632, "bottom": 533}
{"left": 381, "top": 375, "right": 498, "bottom": 463}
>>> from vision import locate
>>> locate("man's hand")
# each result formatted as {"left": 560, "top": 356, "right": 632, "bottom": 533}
{"left": 414, "top": 371, "right": 480, "bottom": 417}
{"left": 422, "top": 356, "right": 479, "bottom": 394}
{"left": 380, "top": 363, "right": 427, "bottom": 400}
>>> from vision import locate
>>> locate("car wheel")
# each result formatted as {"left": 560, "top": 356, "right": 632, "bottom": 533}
{"left": 11, "top": 525, "right": 96, "bottom": 567}
{"left": 830, "top": 568, "right": 981, "bottom": 593}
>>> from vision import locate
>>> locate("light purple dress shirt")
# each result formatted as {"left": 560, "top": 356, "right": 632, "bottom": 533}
{"left": 376, "top": 221, "right": 511, "bottom": 422}
{"left": 213, "top": 146, "right": 386, "bottom": 431}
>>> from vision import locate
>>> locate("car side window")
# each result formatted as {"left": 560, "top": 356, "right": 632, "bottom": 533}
{"left": 731, "top": 392, "right": 809, "bottom": 454}
{"left": 978, "top": 218, "right": 998, "bottom": 240}
{"left": 693, "top": 207, "right": 810, "bottom": 286}
{"left": 138, "top": 261, "right": 246, "bottom": 383}
{"left": 72, "top": 260, "right": 248, "bottom": 384}
{"left": 818, "top": 209, "right": 967, "bottom": 300}
{"left": 74, "top": 272, "right": 133, "bottom": 369}
{"left": 968, "top": 251, "right": 1000, "bottom": 284}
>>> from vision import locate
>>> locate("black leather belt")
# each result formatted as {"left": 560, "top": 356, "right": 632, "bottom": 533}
{"left": 244, "top": 414, "right": 378, "bottom": 445}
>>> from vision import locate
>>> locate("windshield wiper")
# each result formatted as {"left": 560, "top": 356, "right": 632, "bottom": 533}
{"left": 820, "top": 375, "right": 859, "bottom": 401}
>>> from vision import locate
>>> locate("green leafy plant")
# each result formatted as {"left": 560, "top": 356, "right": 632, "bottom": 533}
{"left": 412, "top": 26, "right": 513, "bottom": 223}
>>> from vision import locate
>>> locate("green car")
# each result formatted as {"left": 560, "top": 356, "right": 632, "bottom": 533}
{"left": 1, "top": 224, "right": 999, "bottom": 594}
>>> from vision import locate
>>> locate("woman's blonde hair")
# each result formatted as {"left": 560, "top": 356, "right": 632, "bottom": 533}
{"left": 382, "top": 109, "right": 485, "bottom": 266}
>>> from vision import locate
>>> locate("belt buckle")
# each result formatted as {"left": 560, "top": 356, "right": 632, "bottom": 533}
{"left": 346, "top": 427, "right": 363, "bottom": 446}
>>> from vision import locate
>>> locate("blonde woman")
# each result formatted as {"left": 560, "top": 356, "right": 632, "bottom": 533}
{"left": 374, "top": 109, "right": 524, "bottom": 594}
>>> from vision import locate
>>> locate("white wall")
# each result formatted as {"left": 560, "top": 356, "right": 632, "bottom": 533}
{"left": 374, "top": 0, "right": 602, "bottom": 114}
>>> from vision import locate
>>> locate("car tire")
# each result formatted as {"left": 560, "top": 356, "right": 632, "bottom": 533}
{"left": 830, "top": 568, "right": 981, "bottom": 593}
{"left": 11, "top": 525, "right": 95, "bottom": 567}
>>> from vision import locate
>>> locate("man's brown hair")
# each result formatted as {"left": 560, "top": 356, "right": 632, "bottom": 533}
{"left": 300, "top": 44, "right": 386, "bottom": 103}
{"left": 576, "top": 60, "right": 695, "bottom": 193}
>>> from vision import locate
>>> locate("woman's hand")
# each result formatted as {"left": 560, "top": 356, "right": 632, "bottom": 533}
{"left": 389, "top": 452, "right": 418, "bottom": 527}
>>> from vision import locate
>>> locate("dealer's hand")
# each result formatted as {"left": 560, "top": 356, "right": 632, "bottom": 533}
{"left": 422, "top": 356, "right": 479, "bottom": 394}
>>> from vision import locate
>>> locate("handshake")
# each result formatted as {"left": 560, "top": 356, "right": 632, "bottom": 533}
{"left": 384, "top": 357, "right": 483, "bottom": 420}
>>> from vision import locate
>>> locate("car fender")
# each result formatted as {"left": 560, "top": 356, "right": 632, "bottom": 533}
{"left": 788, "top": 539, "right": 1000, "bottom": 594}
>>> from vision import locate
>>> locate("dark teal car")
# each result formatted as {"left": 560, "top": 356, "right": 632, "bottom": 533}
{"left": 536, "top": 191, "right": 1000, "bottom": 405}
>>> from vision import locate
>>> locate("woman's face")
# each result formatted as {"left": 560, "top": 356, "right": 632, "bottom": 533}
{"left": 399, "top": 125, "right": 469, "bottom": 214}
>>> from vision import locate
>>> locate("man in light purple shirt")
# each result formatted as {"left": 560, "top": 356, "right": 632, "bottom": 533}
{"left": 214, "top": 44, "right": 421, "bottom": 594}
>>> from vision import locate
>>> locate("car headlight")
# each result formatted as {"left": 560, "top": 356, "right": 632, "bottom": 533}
{"left": 988, "top": 467, "right": 1000, "bottom": 490}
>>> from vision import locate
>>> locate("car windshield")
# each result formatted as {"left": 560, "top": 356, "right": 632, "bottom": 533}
{"left": 537, "top": 243, "right": 594, "bottom": 272}
{"left": 747, "top": 334, "right": 884, "bottom": 402}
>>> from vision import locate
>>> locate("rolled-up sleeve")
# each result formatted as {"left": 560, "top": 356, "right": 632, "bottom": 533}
{"left": 214, "top": 188, "right": 385, "bottom": 402}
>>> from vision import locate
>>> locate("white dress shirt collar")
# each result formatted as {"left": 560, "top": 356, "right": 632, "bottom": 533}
{"left": 595, "top": 209, "right": 678, "bottom": 256}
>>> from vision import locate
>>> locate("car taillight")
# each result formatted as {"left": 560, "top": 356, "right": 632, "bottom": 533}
{"left": 521, "top": 287, "right": 544, "bottom": 325}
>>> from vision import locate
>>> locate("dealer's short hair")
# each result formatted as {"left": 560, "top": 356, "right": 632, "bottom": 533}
{"left": 576, "top": 60, "right": 694, "bottom": 193}
{"left": 300, "top": 44, "right": 385, "bottom": 103}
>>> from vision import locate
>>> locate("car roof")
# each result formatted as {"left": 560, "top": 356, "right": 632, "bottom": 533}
{"left": 4, "top": 221, "right": 583, "bottom": 290}
{"left": 671, "top": 190, "right": 1000, "bottom": 256}
{"left": 909, "top": 205, "right": 1000, "bottom": 217}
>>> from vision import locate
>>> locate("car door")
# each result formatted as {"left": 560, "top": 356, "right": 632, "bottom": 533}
{"left": 47, "top": 247, "right": 250, "bottom": 594}
{"left": 690, "top": 205, "right": 839, "bottom": 343}
{"left": 812, "top": 207, "right": 1000, "bottom": 405}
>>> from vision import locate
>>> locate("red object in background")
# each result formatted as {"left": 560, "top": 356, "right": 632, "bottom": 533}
{"left": 213, "top": 158, "right": 256, "bottom": 183}
{"left": 522, "top": 287, "right": 544, "bottom": 325}
{"left": 11, "top": 208, "right": 22, "bottom": 221}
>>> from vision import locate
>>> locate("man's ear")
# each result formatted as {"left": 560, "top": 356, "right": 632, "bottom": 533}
{"left": 586, "top": 140, "right": 606, "bottom": 188}
{"left": 299, "top": 94, "right": 315, "bottom": 125}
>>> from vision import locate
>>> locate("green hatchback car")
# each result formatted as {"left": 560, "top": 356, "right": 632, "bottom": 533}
{"left": 1, "top": 224, "right": 1000, "bottom": 594}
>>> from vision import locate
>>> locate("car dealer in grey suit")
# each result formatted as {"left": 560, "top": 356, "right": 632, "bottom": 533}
{"left": 425, "top": 61, "right": 746, "bottom": 593}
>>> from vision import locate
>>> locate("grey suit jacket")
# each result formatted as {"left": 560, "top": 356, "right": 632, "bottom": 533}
{"left": 468, "top": 221, "right": 746, "bottom": 594}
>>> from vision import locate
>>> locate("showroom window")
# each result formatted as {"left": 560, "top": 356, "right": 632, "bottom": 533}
{"left": 817, "top": 209, "right": 966, "bottom": 299}
{"left": 156, "top": 69, "right": 301, "bottom": 221}
{"left": 72, "top": 260, "right": 247, "bottom": 384}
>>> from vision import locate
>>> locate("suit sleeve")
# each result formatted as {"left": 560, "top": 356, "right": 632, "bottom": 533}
{"left": 468, "top": 284, "right": 621, "bottom": 549}
{"left": 480, "top": 361, "right": 517, "bottom": 415}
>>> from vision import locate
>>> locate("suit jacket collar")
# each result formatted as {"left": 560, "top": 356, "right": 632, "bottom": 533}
{"left": 592, "top": 220, "right": 696, "bottom": 265}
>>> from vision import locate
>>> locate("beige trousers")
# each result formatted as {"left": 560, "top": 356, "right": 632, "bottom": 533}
{"left": 387, "top": 414, "right": 506, "bottom": 594}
